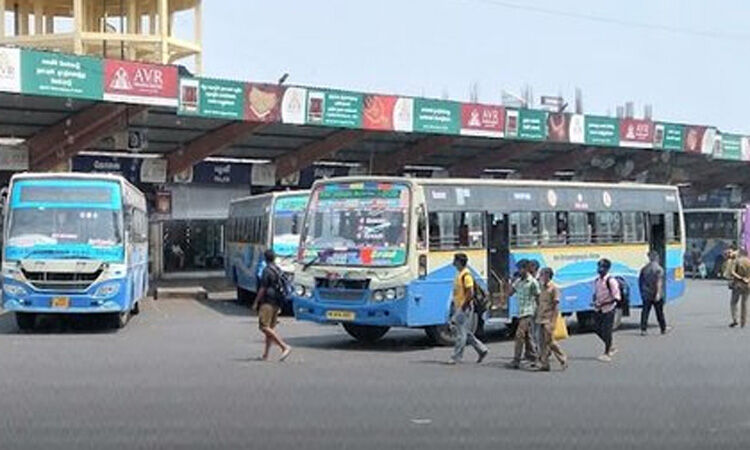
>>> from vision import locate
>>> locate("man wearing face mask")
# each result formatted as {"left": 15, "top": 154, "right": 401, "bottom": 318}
{"left": 593, "top": 258, "right": 620, "bottom": 362}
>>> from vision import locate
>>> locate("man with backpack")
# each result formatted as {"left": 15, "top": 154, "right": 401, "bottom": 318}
{"left": 592, "top": 258, "right": 620, "bottom": 362}
{"left": 447, "top": 253, "right": 489, "bottom": 365}
{"left": 639, "top": 251, "right": 668, "bottom": 335}
{"left": 253, "top": 250, "right": 292, "bottom": 362}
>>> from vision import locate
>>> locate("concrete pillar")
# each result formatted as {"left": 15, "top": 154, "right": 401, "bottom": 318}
{"left": 45, "top": 11, "right": 54, "bottom": 34}
{"left": 0, "top": 0, "right": 6, "bottom": 38}
{"left": 158, "top": 0, "right": 168, "bottom": 64}
{"left": 33, "top": 1, "right": 43, "bottom": 35}
{"left": 73, "top": 0, "right": 83, "bottom": 53}
{"left": 194, "top": 0, "right": 202, "bottom": 74}
{"left": 127, "top": 0, "right": 137, "bottom": 59}
{"left": 18, "top": 3, "right": 29, "bottom": 35}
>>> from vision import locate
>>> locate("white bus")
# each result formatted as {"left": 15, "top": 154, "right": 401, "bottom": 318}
{"left": 2, "top": 173, "right": 148, "bottom": 330}
{"left": 225, "top": 191, "right": 309, "bottom": 309}
{"left": 293, "top": 177, "right": 685, "bottom": 344}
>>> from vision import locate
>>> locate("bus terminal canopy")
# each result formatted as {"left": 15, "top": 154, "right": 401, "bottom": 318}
{"left": 0, "top": 45, "right": 748, "bottom": 192}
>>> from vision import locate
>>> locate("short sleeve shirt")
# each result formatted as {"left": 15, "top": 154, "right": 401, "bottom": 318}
{"left": 453, "top": 268, "right": 474, "bottom": 309}
{"left": 639, "top": 262, "right": 664, "bottom": 301}
{"left": 513, "top": 275, "right": 539, "bottom": 318}
{"left": 536, "top": 282, "right": 560, "bottom": 324}
{"left": 259, "top": 264, "right": 281, "bottom": 306}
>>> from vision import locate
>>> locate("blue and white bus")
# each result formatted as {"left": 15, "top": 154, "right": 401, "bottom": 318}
{"left": 292, "top": 177, "right": 685, "bottom": 344}
{"left": 1, "top": 173, "right": 148, "bottom": 330}
{"left": 225, "top": 191, "right": 309, "bottom": 308}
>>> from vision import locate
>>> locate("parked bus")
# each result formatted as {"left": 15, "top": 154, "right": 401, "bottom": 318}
{"left": 1, "top": 173, "right": 148, "bottom": 330}
{"left": 684, "top": 208, "right": 748, "bottom": 278}
{"left": 292, "top": 177, "right": 685, "bottom": 344}
{"left": 225, "top": 191, "right": 309, "bottom": 309}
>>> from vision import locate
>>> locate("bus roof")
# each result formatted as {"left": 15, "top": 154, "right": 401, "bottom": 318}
{"left": 229, "top": 189, "right": 310, "bottom": 207}
{"left": 684, "top": 208, "right": 744, "bottom": 214}
{"left": 308, "top": 176, "right": 679, "bottom": 193}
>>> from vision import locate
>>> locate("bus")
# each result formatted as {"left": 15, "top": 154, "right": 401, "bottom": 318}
{"left": 292, "top": 177, "right": 685, "bottom": 344}
{"left": 684, "top": 208, "right": 749, "bottom": 278}
{"left": 1, "top": 173, "right": 148, "bottom": 330}
{"left": 225, "top": 191, "right": 309, "bottom": 309}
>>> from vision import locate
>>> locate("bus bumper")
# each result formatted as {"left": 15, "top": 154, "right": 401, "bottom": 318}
{"left": 2, "top": 277, "right": 130, "bottom": 314}
{"left": 293, "top": 296, "right": 409, "bottom": 327}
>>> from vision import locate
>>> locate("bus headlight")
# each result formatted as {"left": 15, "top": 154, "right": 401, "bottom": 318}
{"left": 1, "top": 262, "right": 22, "bottom": 280}
{"left": 372, "top": 290, "right": 385, "bottom": 302}
{"left": 95, "top": 283, "right": 120, "bottom": 298}
{"left": 385, "top": 288, "right": 397, "bottom": 301}
{"left": 3, "top": 284, "right": 27, "bottom": 297}
{"left": 294, "top": 284, "right": 313, "bottom": 298}
{"left": 373, "top": 287, "right": 406, "bottom": 302}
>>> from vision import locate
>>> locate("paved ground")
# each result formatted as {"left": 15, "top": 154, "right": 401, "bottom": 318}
{"left": 0, "top": 279, "right": 748, "bottom": 449}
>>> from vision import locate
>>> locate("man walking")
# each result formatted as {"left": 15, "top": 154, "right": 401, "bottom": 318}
{"left": 535, "top": 268, "right": 567, "bottom": 371}
{"left": 448, "top": 253, "right": 488, "bottom": 364}
{"left": 593, "top": 259, "right": 620, "bottom": 362}
{"left": 729, "top": 248, "right": 750, "bottom": 328}
{"left": 507, "top": 260, "right": 540, "bottom": 369}
{"left": 639, "top": 251, "right": 668, "bottom": 335}
{"left": 252, "top": 250, "right": 292, "bottom": 361}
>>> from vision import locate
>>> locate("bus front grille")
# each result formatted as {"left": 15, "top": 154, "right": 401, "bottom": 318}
{"left": 317, "top": 289, "right": 367, "bottom": 302}
{"left": 22, "top": 269, "right": 103, "bottom": 292}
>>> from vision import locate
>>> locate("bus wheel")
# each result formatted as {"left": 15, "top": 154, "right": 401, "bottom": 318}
{"left": 576, "top": 312, "right": 596, "bottom": 332}
{"left": 613, "top": 308, "right": 623, "bottom": 331}
{"left": 112, "top": 311, "right": 130, "bottom": 329}
{"left": 425, "top": 324, "right": 453, "bottom": 346}
{"left": 342, "top": 324, "right": 390, "bottom": 343}
{"left": 15, "top": 312, "right": 36, "bottom": 331}
{"left": 131, "top": 300, "right": 140, "bottom": 316}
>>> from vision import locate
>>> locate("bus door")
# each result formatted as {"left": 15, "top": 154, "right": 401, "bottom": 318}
{"left": 486, "top": 212, "right": 510, "bottom": 318}
{"left": 649, "top": 213, "right": 667, "bottom": 297}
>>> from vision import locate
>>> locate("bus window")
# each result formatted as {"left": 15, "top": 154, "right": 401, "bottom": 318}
{"left": 595, "top": 212, "right": 622, "bottom": 243}
{"left": 567, "top": 212, "right": 590, "bottom": 244}
{"left": 416, "top": 205, "right": 427, "bottom": 250}
{"left": 665, "top": 213, "right": 682, "bottom": 243}
{"left": 510, "top": 212, "right": 539, "bottom": 247}
{"left": 622, "top": 212, "right": 645, "bottom": 243}
{"left": 428, "top": 211, "right": 484, "bottom": 249}
{"left": 540, "top": 212, "right": 566, "bottom": 246}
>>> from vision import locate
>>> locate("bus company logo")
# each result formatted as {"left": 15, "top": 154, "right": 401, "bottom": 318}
{"left": 513, "top": 192, "right": 531, "bottom": 201}
{"left": 547, "top": 189, "right": 558, "bottom": 207}
{"left": 574, "top": 193, "right": 589, "bottom": 210}
{"left": 602, "top": 191, "right": 612, "bottom": 208}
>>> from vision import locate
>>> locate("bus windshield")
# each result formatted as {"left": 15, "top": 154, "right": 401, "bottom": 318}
{"left": 273, "top": 194, "right": 308, "bottom": 257}
{"left": 301, "top": 181, "right": 409, "bottom": 267}
{"left": 4, "top": 180, "right": 124, "bottom": 261}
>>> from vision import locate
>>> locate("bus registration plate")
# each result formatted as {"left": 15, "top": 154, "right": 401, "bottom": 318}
{"left": 327, "top": 310, "right": 355, "bottom": 321}
{"left": 51, "top": 297, "right": 70, "bottom": 309}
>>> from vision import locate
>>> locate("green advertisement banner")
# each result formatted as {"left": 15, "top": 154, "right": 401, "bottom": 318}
{"left": 585, "top": 115, "right": 619, "bottom": 146}
{"left": 654, "top": 123, "right": 684, "bottom": 151}
{"left": 720, "top": 134, "right": 742, "bottom": 160}
{"left": 413, "top": 98, "right": 460, "bottom": 134}
{"left": 518, "top": 109, "right": 547, "bottom": 141}
{"left": 307, "top": 89, "right": 363, "bottom": 128}
{"left": 21, "top": 50, "right": 102, "bottom": 100}
{"left": 178, "top": 77, "right": 244, "bottom": 119}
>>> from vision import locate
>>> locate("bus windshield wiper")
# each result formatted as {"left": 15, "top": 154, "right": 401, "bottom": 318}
{"left": 302, "top": 248, "right": 334, "bottom": 271}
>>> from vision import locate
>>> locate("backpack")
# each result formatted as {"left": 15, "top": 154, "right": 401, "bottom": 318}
{"left": 462, "top": 272, "right": 489, "bottom": 312}
{"left": 267, "top": 264, "right": 294, "bottom": 303}
{"left": 608, "top": 275, "right": 630, "bottom": 313}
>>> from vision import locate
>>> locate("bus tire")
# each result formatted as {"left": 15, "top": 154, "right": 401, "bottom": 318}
{"left": 425, "top": 312, "right": 480, "bottom": 346}
{"left": 576, "top": 312, "right": 596, "bottom": 332}
{"left": 613, "top": 307, "right": 623, "bottom": 331}
{"left": 342, "top": 323, "right": 390, "bottom": 343}
{"left": 131, "top": 300, "right": 140, "bottom": 316}
{"left": 15, "top": 312, "right": 36, "bottom": 331}
{"left": 112, "top": 310, "right": 130, "bottom": 329}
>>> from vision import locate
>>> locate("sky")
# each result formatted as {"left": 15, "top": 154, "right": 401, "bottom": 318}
{"left": 189, "top": 0, "right": 750, "bottom": 134}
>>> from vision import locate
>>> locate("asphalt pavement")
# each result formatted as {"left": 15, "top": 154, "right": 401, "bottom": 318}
{"left": 0, "top": 279, "right": 748, "bottom": 450}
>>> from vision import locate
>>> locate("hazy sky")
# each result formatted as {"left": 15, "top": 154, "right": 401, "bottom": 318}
{"left": 191, "top": 0, "right": 750, "bottom": 134}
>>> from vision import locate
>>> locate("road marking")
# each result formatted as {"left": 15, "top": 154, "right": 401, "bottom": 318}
{"left": 410, "top": 418, "right": 432, "bottom": 425}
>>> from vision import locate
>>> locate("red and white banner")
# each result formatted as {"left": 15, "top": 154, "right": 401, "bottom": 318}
{"left": 103, "top": 60, "right": 178, "bottom": 106}
{"left": 620, "top": 118, "right": 654, "bottom": 148}
{"left": 460, "top": 103, "right": 504, "bottom": 137}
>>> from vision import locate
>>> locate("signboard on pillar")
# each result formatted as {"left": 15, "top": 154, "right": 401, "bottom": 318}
{"left": 0, "top": 47, "right": 21, "bottom": 93}
{"left": 252, "top": 163, "right": 277, "bottom": 187}
{"left": 140, "top": 158, "right": 168, "bottom": 183}
{"left": 21, "top": 50, "right": 102, "bottom": 100}
{"left": 154, "top": 191, "right": 172, "bottom": 215}
{"left": 0, "top": 145, "right": 28, "bottom": 170}
{"left": 103, "top": 59, "right": 178, "bottom": 107}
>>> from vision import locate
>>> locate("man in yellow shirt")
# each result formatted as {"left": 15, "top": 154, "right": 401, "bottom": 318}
{"left": 448, "top": 253, "right": 489, "bottom": 364}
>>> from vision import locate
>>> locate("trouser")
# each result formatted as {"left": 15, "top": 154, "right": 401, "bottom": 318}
{"left": 539, "top": 322, "right": 567, "bottom": 369}
{"left": 640, "top": 297, "right": 667, "bottom": 332}
{"left": 529, "top": 317, "right": 540, "bottom": 361}
{"left": 730, "top": 288, "right": 749, "bottom": 327}
{"left": 451, "top": 308, "right": 487, "bottom": 361}
{"left": 513, "top": 316, "right": 536, "bottom": 364}
{"left": 594, "top": 310, "right": 615, "bottom": 354}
